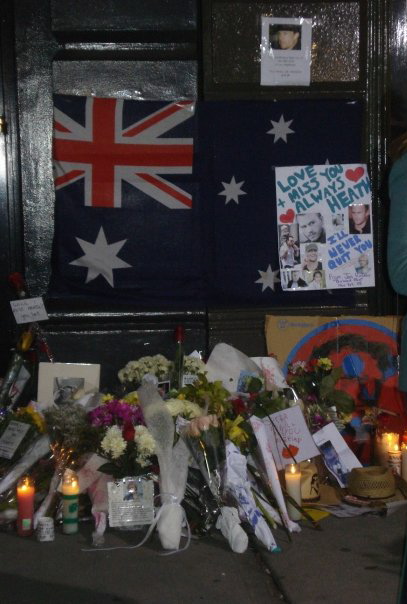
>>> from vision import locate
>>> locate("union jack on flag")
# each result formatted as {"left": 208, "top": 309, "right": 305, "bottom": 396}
{"left": 53, "top": 97, "right": 195, "bottom": 209}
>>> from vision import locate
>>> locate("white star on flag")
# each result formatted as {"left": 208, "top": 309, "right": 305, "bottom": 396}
{"left": 218, "top": 176, "right": 247, "bottom": 204}
{"left": 267, "top": 115, "right": 294, "bottom": 143}
{"left": 255, "top": 265, "right": 280, "bottom": 292}
{"left": 70, "top": 226, "right": 131, "bottom": 287}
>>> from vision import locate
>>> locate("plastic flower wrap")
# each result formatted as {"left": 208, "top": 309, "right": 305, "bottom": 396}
{"left": 180, "top": 415, "right": 248, "bottom": 553}
{"left": 138, "top": 382, "right": 190, "bottom": 551}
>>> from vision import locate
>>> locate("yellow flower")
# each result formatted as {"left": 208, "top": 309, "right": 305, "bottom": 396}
{"left": 122, "top": 391, "right": 139, "bottom": 405}
{"left": 224, "top": 415, "right": 250, "bottom": 447}
{"left": 316, "top": 357, "right": 333, "bottom": 371}
{"left": 177, "top": 393, "right": 186, "bottom": 400}
{"left": 101, "top": 393, "right": 115, "bottom": 403}
{"left": 16, "top": 404, "right": 46, "bottom": 433}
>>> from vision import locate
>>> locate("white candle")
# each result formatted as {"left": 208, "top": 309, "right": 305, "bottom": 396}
{"left": 388, "top": 444, "right": 402, "bottom": 476}
{"left": 62, "top": 469, "right": 79, "bottom": 534}
{"left": 285, "top": 463, "right": 302, "bottom": 521}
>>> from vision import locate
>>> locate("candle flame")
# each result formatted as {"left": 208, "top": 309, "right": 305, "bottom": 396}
{"left": 289, "top": 464, "right": 296, "bottom": 474}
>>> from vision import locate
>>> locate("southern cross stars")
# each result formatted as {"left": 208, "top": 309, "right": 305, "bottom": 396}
{"left": 218, "top": 176, "right": 247, "bottom": 205}
{"left": 267, "top": 115, "right": 294, "bottom": 143}
{"left": 70, "top": 226, "right": 131, "bottom": 287}
{"left": 255, "top": 265, "right": 280, "bottom": 292}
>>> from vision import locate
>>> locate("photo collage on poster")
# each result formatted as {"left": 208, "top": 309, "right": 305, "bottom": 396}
{"left": 275, "top": 164, "right": 375, "bottom": 291}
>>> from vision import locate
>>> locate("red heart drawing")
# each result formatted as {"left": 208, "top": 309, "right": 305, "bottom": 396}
{"left": 279, "top": 209, "right": 295, "bottom": 223}
{"left": 282, "top": 444, "right": 299, "bottom": 459}
{"left": 345, "top": 167, "right": 364, "bottom": 182}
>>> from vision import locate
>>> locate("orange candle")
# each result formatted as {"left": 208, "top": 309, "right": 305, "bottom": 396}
{"left": 17, "top": 476, "right": 35, "bottom": 537}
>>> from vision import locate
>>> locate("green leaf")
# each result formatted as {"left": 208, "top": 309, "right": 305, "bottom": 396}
{"left": 98, "top": 462, "right": 120, "bottom": 477}
{"left": 328, "top": 390, "right": 354, "bottom": 413}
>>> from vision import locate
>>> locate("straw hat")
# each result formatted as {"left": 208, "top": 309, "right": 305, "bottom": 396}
{"left": 348, "top": 466, "right": 395, "bottom": 499}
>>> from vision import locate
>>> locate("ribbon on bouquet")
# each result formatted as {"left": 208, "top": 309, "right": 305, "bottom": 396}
{"left": 82, "top": 492, "right": 191, "bottom": 556}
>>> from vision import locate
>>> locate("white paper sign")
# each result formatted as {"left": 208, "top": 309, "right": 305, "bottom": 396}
{"left": 10, "top": 297, "right": 48, "bottom": 324}
{"left": 258, "top": 405, "right": 320, "bottom": 470}
{"left": 313, "top": 422, "right": 362, "bottom": 487}
{"left": 275, "top": 163, "right": 375, "bottom": 291}
{"left": 0, "top": 420, "right": 30, "bottom": 459}
{"left": 107, "top": 477, "right": 154, "bottom": 528}
{"left": 261, "top": 17, "right": 312, "bottom": 86}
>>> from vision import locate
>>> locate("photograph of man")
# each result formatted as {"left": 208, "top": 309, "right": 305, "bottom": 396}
{"left": 332, "top": 213, "right": 345, "bottom": 229}
{"left": 319, "top": 440, "right": 349, "bottom": 487}
{"left": 270, "top": 23, "right": 301, "bottom": 50}
{"left": 297, "top": 212, "right": 326, "bottom": 243}
{"left": 349, "top": 204, "right": 371, "bottom": 234}
{"left": 287, "top": 269, "right": 307, "bottom": 289}
{"left": 302, "top": 243, "right": 322, "bottom": 272}
{"left": 280, "top": 234, "right": 300, "bottom": 268}
{"left": 355, "top": 253, "right": 371, "bottom": 275}
{"left": 307, "top": 270, "right": 324, "bottom": 289}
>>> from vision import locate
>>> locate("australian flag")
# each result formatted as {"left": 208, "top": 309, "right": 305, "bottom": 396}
{"left": 49, "top": 95, "right": 363, "bottom": 308}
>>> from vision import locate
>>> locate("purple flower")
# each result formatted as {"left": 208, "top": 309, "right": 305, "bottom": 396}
{"left": 88, "top": 400, "right": 145, "bottom": 428}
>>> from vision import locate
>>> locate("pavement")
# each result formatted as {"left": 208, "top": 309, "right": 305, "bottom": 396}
{"left": 0, "top": 506, "right": 406, "bottom": 604}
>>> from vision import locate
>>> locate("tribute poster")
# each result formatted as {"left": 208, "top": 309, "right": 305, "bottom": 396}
{"left": 275, "top": 163, "right": 375, "bottom": 291}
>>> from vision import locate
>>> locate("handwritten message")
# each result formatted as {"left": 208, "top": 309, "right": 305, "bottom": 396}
{"left": 10, "top": 297, "right": 48, "bottom": 324}
{"left": 275, "top": 163, "right": 375, "bottom": 291}
{"left": 262, "top": 405, "right": 319, "bottom": 471}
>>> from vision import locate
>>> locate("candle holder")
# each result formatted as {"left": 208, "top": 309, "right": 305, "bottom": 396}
{"left": 388, "top": 444, "right": 402, "bottom": 476}
{"left": 62, "top": 469, "right": 79, "bottom": 534}
{"left": 17, "top": 475, "right": 35, "bottom": 537}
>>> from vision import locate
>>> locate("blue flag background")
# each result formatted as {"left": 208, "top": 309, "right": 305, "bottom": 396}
{"left": 49, "top": 96, "right": 363, "bottom": 308}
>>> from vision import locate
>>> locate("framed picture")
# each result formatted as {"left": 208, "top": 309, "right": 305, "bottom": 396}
{"left": 37, "top": 362, "right": 101, "bottom": 409}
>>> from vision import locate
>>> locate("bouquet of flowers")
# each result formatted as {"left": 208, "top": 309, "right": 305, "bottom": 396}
{"left": 118, "top": 354, "right": 172, "bottom": 390}
{"left": 87, "top": 397, "right": 156, "bottom": 479}
{"left": 286, "top": 358, "right": 354, "bottom": 432}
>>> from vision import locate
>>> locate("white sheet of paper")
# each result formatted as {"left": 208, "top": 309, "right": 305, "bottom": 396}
{"left": 313, "top": 422, "right": 362, "bottom": 487}
{"left": 260, "top": 405, "right": 320, "bottom": 470}
{"left": 107, "top": 478, "right": 154, "bottom": 528}
{"left": 0, "top": 420, "right": 30, "bottom": 460}
{"left": 261, "top": 17, "right": 312, "bottom": 86}
{"left": 10, "top": 297, "right": 48, "bottom": 324}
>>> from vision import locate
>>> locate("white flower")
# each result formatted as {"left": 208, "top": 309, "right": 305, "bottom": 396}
{"left": 184, "top": 356, "right": 206, "bottom": 375}
{"left": 134, "top": 425, "right": 156, "bottom": 455}
{"left": 118, "top": 355, "right": 172, "bottom": 384}
{"left": 183, "top": 400, "right": 203, "bottom": 419}
{"left": 165, "top": 398, "right": 186, "bottom": 417}
{"left": 101, "top": 425, "right": 126, "bottom": 459}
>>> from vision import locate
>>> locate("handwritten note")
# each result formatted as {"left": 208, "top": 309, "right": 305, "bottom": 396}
{"left": 261, "top": 405, "right": 319, "bottom": 471}
{"left": 10, "top": 297, "right": 48, "bottom": 324}
{"left": 0, "top": 420, "right": 30, "bottom": 459}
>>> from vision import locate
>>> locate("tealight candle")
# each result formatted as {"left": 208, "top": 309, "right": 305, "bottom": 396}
{"left": 388, "top": 444, "right": 402, "bottom": 476}
{"left": 285, "top": 463, "right": 302, "bottom": 521}
{"left": 62, "top": 469, "right": 80, "bottom": 534}
{"left": 17, "top": 475, "right": 35, "bottom": 537}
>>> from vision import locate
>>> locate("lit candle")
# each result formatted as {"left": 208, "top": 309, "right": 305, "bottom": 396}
{"left": 17, "top": 476, "right": 35, "bottom": 537}
{"left": 285, "top": 463, "right": 302, "bottom": 521}
{"left": 388, "top": 444, "right": 402, "bottom": 476}
{"left": 62, "top": 469, "right": 80, "bottom": 534}
{"left": 402, "top": 444, "right": 407, "bottom": 482}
